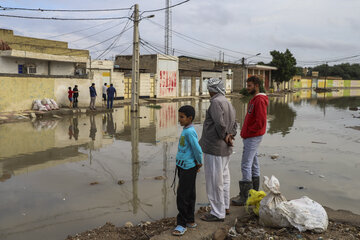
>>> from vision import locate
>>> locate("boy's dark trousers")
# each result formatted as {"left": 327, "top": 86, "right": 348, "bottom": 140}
{"left": 176, "top": 166, "right": 197, "bottom": 227}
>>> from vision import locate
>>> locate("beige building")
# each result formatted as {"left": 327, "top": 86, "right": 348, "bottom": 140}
{"left": 0, "top": 29, "right": 124, "bottom": 112}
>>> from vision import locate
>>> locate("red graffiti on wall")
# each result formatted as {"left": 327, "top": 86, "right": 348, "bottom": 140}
{"left": 158, "top": 103, "right": 177, "bottom": 129}
{"left": 159, "top": 71, "right": 177, "bottom": 97}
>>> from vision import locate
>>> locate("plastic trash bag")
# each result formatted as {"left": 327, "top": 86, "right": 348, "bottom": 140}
{"left": 277, "top": 196, "right": 328, "bottom": 233}
{"left": 33, "top": 99, "right": 47, "bottom": 111}
{"left": 259, "top": 175, "right": 328, "bottom": 233}
{"left": 50, "top": 99, "right": 59, "bottom": 110}
{"left": 246, "top": 189, "right": 266, "bottom": 216}
{"left": 259, "top": 176, "right": 291, "bottom": 228}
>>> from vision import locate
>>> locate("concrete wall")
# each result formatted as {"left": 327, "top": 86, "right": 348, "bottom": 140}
{"left": 115, "top": 54, "right": 157, "bottom": 73}
{"left": 0, "top": 28, "right": 89, "bottom": 57}
{"left": 200, "top": 71, "right": 223, "bottom": 95}
{"left": 112, "top": 72, "right": 125, "bottom": 98}
{"left": 156, "top": 55, "right": 179, "bottom": 98}
{"left": 54, "top": 77, "right": 100, "bottom": 108}
{"left": 0, "top": 76, "right": 55, "bottom": 112}
{"left": 0, "top": 57, "right": 51, "bottom": 75}
{"left": 50, "top": 62, "right": 75, "bottom": 75}
{"left": 0, "top": 75, "right": 106, "bottom": 112}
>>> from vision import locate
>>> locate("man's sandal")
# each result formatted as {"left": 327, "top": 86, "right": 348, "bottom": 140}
{"left": 172, "top": 225, "right": 187, "bottom": 236}
{"left": 200, "top": 213, "right": 224, "bottom": 222}
{"left": 186, "top": 222, "right": 197, "bottom": 228}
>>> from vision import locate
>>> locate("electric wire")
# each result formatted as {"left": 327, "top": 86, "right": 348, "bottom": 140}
{"left": 0, "top": 5, "right": 131, "bottom": 12}
{"left": 141, "top": 0, "right": 190, "bottom": 14}
{"left": 0, "top": 14, "right": 130, "bottom": 21}
{"left": 96, "top": 18, "right": 132, "bottom": 59}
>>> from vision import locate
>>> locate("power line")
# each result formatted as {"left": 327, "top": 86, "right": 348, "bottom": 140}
{"left": 0, "top": 14, "right": 130, "bottom": 21}
{"left": 70, "top": 20, "right": 127, "bottom": 44}
{"left": 0, "top": 5, "right": 131, "bottom": 12}
{"left": 142, "top": 0, "right": 190, "bottom": 14}
{"left": 96, "top": 19, "right": 132, "bottom": 59}
{"left": 46, "top": 21, "right": 114, "bottom": 39}
{"left": 146, "top": 19, "right": 256, "bottom": 57}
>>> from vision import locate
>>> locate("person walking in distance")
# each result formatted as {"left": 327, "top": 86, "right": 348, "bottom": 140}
{"left": 73, "top": 85, "right": 79, "bottom": 108}
{"left": 106, "top": 83, "right": 117, "bottom": 109}
{"left": 232, "top": 76, "right": 268, "bottom": 206}
{"left": 102, "top": 83, "right": 107, "bottom": 105}
{"left": 68, "top": 87, "right": 74, "bottom": 108}
{"left": 89, "top": 83, "right": 97, "bottom": 110}
{"left": 199, "top": 78, "right": 238, "bottom": 222}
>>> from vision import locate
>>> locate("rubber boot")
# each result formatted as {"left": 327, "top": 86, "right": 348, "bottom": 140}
{"left": 252, "top": 176, "right": 260, "bottom": 191}
{"left": 232, "top": 181, "right": 253, "bottom": 206}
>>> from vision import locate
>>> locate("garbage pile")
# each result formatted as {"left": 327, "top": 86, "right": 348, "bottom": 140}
{"left": 229, "top": 175, "right": 328, "bottom": 238}
{"left": 32, "top": 99, "right": 59, "bottom": 111}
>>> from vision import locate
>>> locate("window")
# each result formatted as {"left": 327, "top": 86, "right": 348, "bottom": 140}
{"left": 28, "top": 66, "right": 36, "bottom": 74}
{"left": 18, "top": 64, "right": 24, "bottom": 74}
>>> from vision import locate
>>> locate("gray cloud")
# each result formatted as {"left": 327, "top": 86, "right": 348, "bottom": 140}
{"left": 0, "top": 0, "right": 359, "bottom": 65}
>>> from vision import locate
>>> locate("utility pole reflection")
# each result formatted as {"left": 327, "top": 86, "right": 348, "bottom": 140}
{"left": 131, "top": 111, "right": 140, "bottom": 214}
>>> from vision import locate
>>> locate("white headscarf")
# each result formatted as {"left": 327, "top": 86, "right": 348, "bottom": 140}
{"left": 207, "top": 78, "right": 226, "bottom": 95}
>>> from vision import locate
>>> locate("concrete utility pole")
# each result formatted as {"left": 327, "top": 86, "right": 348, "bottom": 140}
{"left": 131, "top": 4, "right": 140, "bottom": 112}
{"left": 165, "top": 0, "right": 172, "bottom": 55}
{"left": 242, "top": 57, "right": 246, "bottom": 89}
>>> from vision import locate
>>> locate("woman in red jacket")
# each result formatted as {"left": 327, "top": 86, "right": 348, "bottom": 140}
{"left": 232, "top": 76, "right": 268, "bottom": 206}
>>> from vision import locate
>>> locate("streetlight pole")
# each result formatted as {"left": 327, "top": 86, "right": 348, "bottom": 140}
{"left": 240, "top": 53, "right": 261, "bottom": 89}
{"left": 131, "top": 4, "right": 140, "bottom": 112}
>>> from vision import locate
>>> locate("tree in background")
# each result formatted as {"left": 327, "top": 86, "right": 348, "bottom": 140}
{"left": 313, "top": 63, "right": 360, "bottom": 80}
{"left": 270, "top": 49, "right": 297, "bottom": 90}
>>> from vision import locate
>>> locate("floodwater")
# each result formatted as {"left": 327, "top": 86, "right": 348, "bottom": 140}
{"left": 0, "top": 89, "right": 360, "bottom": 240}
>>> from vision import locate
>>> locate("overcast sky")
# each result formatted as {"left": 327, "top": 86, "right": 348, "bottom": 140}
{"left": 0, "top": 0, "right": 359, "bottom": 66}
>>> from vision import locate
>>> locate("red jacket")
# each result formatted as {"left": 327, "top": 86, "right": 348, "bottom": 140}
{"left": 240, "top": 93, "right": 268, "bottom": 139}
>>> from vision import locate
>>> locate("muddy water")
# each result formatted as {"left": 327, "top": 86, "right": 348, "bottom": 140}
{"left": 0, "top": 90, "right": 360, "bottom": 240}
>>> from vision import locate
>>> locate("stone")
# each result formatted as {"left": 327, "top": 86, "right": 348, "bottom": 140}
{"left": 271, "top": 154, "right": 279, "bottom": 159}
{"left": 124, "top": 222, "right": 133, "bottom": 228}
{"left": 117, "top": 180, "right": 125, "bottom": 185}
{"left": 213, "top": 226, "right": 229, "bottom": 240}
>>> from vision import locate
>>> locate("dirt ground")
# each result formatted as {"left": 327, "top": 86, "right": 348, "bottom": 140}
{"left": 65, "top": 218, "right": 176, "bottom": 240}
{"left": 66, "top": 207, "right": 360, "bottom": 240}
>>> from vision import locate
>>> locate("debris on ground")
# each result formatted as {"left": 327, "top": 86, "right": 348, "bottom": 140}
{"left": 346, "top": 126, "right": 360, "bottom": 131}
{"left": 66, "top": 218, "right": 176, "bottom": 240}
{"left": 270, "top": 154, "right": 279, "bottom": 160}
{"left": 311, "top": 141, "right": 327, "bottom": 144}
{"left": 154, "top": 176, "right": 167, "bottom": 180}
{"left": 89, "top": 182, "right": 99, "bottom": 185}
{"left": 117, "top": 180, "right": 125, "bottom": 185}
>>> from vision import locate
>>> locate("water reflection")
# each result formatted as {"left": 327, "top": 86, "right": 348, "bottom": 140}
{"left": 0, "top": 92, "right": 360, "bottom": 240}
{"left": 89, "top": 114, "right": 97, "bottom": 141}
{"left": 267, "top": 97, "right": 297, "bottom": 137}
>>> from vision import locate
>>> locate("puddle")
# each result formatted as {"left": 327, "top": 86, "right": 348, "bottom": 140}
{"left": 0, "top": 90, "right": 360, "bottom": 240}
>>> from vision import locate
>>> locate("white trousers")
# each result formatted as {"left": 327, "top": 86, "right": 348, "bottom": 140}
{"left": 204, "top": 153, "right": 230, "bottom": 219}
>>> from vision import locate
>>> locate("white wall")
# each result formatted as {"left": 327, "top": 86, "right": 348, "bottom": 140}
{"left": 0, "top": 57, "right": 48, "bottom": 75}
{"left": 50, "top": 62, "right": 75, "bottom": 75}
{"left": 112, "top": 72, "right": 124, "bottom": 98}
{"left": 200, "top": 71, "right": 223, "bottom": 95}
{"left": 54, "top": 78, "right": 102, "bottom": 107}
{"left": 0, "top": 56, "right": 77, "bottom": 76}
{"left": 156, "top": 55, "right": 179, "bottom": 98}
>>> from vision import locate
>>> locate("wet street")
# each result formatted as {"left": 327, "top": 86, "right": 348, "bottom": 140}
{"left": 0, "top": 89, "right": 360, "bottom": 240}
